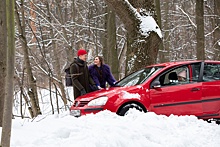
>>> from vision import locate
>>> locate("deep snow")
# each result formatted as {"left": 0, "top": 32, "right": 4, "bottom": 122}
{"left": 5, "top": 109, "right": 220, "bottom": 147}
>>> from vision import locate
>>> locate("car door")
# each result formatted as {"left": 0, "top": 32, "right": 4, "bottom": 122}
{"left": 149, "top": 63, "right": 203, "bottom": 116}
{"left": 201, "top": 62, "right": 220, "bottom": 117}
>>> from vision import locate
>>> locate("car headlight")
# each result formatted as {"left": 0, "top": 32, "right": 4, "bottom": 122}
{"left": 87, "top": 96, "right": 108, "bottom": 106}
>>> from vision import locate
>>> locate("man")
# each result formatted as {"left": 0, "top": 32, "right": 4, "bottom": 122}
{"left": 70, "top": 49, "right": 97, "bottom": 99}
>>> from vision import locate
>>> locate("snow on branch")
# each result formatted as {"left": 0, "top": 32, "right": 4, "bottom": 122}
{"left": 124, "top": 0, "right": 162, "bottom": 38}
{"left": 205, "top": 26, "right": 219, "bottom": 37}
{"left": 177, "top": 5, "right": 196, "bottom": 29}
{"left": 20, "top": 2, "right": 70, "bottom": 46}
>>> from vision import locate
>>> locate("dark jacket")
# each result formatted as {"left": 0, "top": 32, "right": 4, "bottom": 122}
{"left": 89, "top": 64, "right": 116, "bottom": 88}
{"left": 70, "top": 57, "right": 95, "bottom": 99}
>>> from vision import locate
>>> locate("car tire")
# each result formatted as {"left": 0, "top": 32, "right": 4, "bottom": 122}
{"left": 118, "top": 103, "right": 145, "bottom": 116}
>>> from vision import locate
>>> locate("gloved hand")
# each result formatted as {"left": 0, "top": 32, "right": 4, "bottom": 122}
{"left": 80, "top": 89, "right": 86, "bottom": 96}
{"left": 97, "top": 86, "right": 102, "bottom": 90}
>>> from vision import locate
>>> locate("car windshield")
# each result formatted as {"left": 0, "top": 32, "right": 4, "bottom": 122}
{"left": 115, "top": 66, "right": 164, "bottom": 86}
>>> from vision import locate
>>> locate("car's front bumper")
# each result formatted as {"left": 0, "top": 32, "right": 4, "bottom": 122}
{"left": 70, "top": 107, "right": 104, "bottom": 117}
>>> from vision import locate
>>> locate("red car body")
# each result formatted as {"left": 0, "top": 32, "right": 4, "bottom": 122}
{"left": 70, "top": 60, "right": 220, "bottom": 120}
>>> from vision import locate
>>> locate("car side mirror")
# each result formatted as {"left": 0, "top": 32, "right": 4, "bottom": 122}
{"left": 152, "top": 81, "right": 161, "bottom": 88}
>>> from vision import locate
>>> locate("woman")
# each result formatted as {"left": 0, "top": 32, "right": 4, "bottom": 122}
{"left": 89, "top": 56, "right": 116, "bottom": 89}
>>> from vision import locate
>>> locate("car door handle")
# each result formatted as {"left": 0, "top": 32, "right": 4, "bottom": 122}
{"left": 191, "top": 88, "right": 200, "bottom": 92}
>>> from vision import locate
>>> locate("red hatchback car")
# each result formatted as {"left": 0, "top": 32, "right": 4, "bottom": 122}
{"left": 70, "top": 60, "right": 220, "bottom": 121}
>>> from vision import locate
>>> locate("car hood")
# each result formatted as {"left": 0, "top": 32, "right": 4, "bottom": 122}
{"left": 75, "top": 85, "right": 143, "bottom": 101}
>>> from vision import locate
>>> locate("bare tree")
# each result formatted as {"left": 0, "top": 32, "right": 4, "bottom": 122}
{"left": 0, "top": 0, "right": 7, "bottom": 128}
{"left": 155, "top": 0, "right": 165, "bottom": 63}
{"left": 1, "top": 0, "right": 15, "bottom": 146}
{"left": 196, "top": 0, "right": 205, "bottom": 60}
{"left": 213, "top": 0, "right": 220, "bottom": 60}
{"left": 15, "top": 1, "right": 41, "bottom": 118}
{"left": 104, "top": 6, "right": 119, "bottom": 79}
{"left": 105, "top": 0, "right": 162, "bottom": 73}
{"left": 46, "top": 1, "right": 68, "bottom": 106}
{"left": 158, "top": 0, "right": 170, "bottom": 62}
{"left": 159, "top": 0, "right": 219, "bottom": 61}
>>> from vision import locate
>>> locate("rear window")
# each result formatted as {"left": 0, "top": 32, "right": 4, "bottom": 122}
{"left": 203, "top": 63, "right": 220, "bottom": 81}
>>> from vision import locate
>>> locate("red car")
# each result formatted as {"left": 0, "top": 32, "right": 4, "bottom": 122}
{"left": 70, "top": 60, "right": 220, "bottom": 121}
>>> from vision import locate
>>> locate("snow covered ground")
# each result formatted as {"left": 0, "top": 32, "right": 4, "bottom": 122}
{"left": 8, "top": 110, "right": 220, "bottom": 147}
{"left": 1, "top": 88, "right": 220, "bottom": 147}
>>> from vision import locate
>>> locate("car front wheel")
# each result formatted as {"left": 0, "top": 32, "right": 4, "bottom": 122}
{"left": 117, "top": 103, "right": 146, "bottom": 116}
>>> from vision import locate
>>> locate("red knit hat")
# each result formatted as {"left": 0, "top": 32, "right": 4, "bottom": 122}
{"left": 77, "top": 49, "right": 87, "bottom": 56}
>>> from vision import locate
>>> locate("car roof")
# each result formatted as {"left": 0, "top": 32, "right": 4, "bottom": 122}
{"left": 147, "top": 60, "right": 220, "bottom": 68}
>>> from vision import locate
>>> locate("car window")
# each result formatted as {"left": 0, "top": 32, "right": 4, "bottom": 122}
{"left": 116, "top": 66, "right": 164, "bottom": 86}
{"left": 191, "top": 63, "right": 201, "bottom": 82}
{"left": 203, "top": 63, "right": 220, "bottom": 81}
{"left": 158, "top": 65, "right": 190, "bottom": 86}
{"left": 150, "top": 62, "right": 202, "bottom": 88}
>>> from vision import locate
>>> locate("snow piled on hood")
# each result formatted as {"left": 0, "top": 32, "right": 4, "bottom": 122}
{"left": 120, "top": 91, "right": 141, "bottom": 99}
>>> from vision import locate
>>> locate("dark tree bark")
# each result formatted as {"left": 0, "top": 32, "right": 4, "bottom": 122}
{"left": 213, "top": 0, "right": 220, "bottom": 60}
{"left": 103, "top": 6, "right": 108, "bottom": 64}
{"left": 55, "top": 0, "right": 74, "bottom": 62}
{"left": 103, "top": 5, "right": 119, "bottom": 80}
{"left": 105, "top": 0, "right": 162, "bottom": 73}
{"left": 0, "top": 0, "right": 7, "bottom": 128}
{"left": 155, "top": 0, "right": 162, "bottom": 28}
{"left": 196, "top": 0, "right": 205, "bottom": 60}
{"left": 106, "top": 7, "right": 119, "bottom": 80}
{"left": 158, "top": 0, "right": 169, "bottom": 63}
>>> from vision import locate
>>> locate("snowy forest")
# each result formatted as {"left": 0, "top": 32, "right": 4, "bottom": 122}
{"left": 0, "top": 0, "right": 219, "bottom": 146}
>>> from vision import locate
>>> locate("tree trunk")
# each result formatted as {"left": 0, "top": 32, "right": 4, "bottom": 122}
{"left": 0, "top": 0, "right": 7, "bottom": 128}
{"left": 155, "top": 0, "right": 164, "bottom": 63}
{"left": 213, "top": 0, "right": 220, "bottom": 60}
{"left": 46, "top": 1, "right": 67, "bottom": 106}
{"left": 55, "top": 0, "right": 74, "bottom": 62}
{"left": 106, "top": 7, "right": 119, "bottom": 80}
{"left": 196, "top": 0, "right": 205, "bottom": 60}
{"left": 158, "top": 0, "right": 169, "bottom": 63}
{"left": 1, "top": 0, "right": 15, "bottom": 146}
{"left": 103, "top": 6, "right": 108, "bottom": 63}
{"left": 105, "top": 0, "right": 162, "bottom": 74}
{"left": 15, "top": 2, "right": 41, "bottom": 118}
